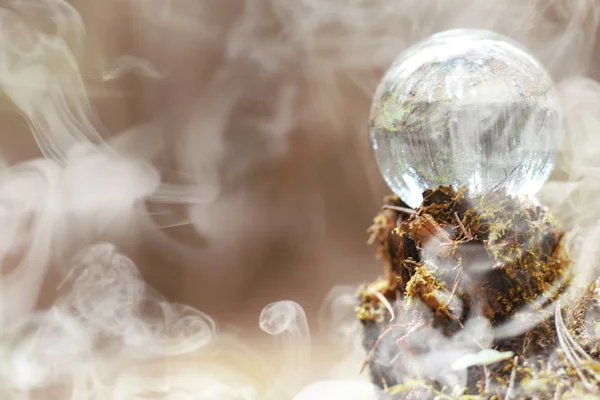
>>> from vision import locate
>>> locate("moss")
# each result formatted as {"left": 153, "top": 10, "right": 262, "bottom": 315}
{"left": 357, "top": 278, "right": 395, "bottom": 322}
{"left": 356, "top": 186, "right": 600, "bottom": 398}
{"left": 359, "top": 185, "right": 570, "bottom": 325}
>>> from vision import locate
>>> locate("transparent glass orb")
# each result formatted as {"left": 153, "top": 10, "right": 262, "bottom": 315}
{"left": 370, "top": 29, "right": 562, "bottom": 208}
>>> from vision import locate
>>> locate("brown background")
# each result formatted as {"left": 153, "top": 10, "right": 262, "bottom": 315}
{"left": 3, "top": 0, "right": 600, "bottom": 340}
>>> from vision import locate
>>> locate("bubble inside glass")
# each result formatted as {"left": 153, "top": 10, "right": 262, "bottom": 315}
{"left": 370, "top": 29, "right": 562, "bottom": 208}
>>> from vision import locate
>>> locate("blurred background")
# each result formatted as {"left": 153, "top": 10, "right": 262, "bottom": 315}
{"left": 2, "top": 0, "right": 600, "bottom": 398}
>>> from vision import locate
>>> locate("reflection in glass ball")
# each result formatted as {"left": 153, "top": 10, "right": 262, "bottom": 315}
{"left": 369, "top": 29, "right": 562, "bottom": 208}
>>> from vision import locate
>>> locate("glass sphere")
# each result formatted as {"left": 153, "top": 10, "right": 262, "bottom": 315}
{"left": 370, "top": 29, "right": 562, "bottom": 208}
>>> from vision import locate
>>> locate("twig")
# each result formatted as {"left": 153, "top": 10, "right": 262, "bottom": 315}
{"left": 389, "top": 320, "right": 426, "bottom": 365}
{"left": 505, "top": 356, "right": 518, "bottom": 400}
{"left": 554, "top": 303, "right": 600, "bottom": 392}
{"left": 439, "top": 238, "right": 472, "bottom": 247}
{"left": 484, "top": 366, "right": 491, "bottom": 394}
{"left": 360, "top": 326, "right": 393, "bottom": 374}
{"left": 479, "top": 367, "right": 486, "bottom": 395}
{"left": 553, "top": 383, "right": 562, "bottom": 400}
{"left": 454, "top": 211, "right": 471, "bottom": 239}
{"left": 382, "top": 205, "right": 416, "bottom": 214}
{"left": 381, "top": 377, "right": 389, "bottom": 390}
{"left": 370, "top": 290, "right": 395, "bottom": 323}
{"left": 445, "top": 268, "right": 461, "bottom": 308}
{"left": 472, "top": 337, "right": 485, "bottom": 351}
{"left": 359, "top": 320, "right": 425, "bottom": 374}
{"left": 491, "top": 164, "right": 521, "bottom": 192}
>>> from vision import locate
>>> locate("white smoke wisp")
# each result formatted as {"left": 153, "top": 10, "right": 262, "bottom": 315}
{"left": 0, "top": 160, "right": 62, "bottom": 325}
{"left": 0, "top": 243, "right": 255, "bottom": 399}
{"left": 0, "top": 0, "right": 600, "bottom": 399}
{"left": 0, "top": 0, "right": 104, "bottom": 161}
{"left": 101, "top": 56, "right": 163, "bottom": 82}
{"left": 259, "top": 301, "right": 311, "bottom": 398}
{"left": 0, "top": 0, "right": 209, "bottom": 207}
{"left": 318, "top": 286, "right": 369, "bottom": 379}
{"left": 541, "top": 77, "right": 600, "bottom": 287}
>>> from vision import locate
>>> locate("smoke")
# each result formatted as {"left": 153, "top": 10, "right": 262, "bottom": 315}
{"left": 0, "top": 243, "right": 247, "bottom": 399}
{"left": 0, "top": 0, "right": 599, "bottom": 399}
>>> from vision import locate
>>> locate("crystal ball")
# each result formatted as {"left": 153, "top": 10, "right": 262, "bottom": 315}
{"left": 370, "top": 29, "right": 562, "bottom": 208}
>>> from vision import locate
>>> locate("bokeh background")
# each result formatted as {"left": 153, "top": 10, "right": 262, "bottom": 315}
{"left": 2, "top": 0, "right": 600, "bottom": 398}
